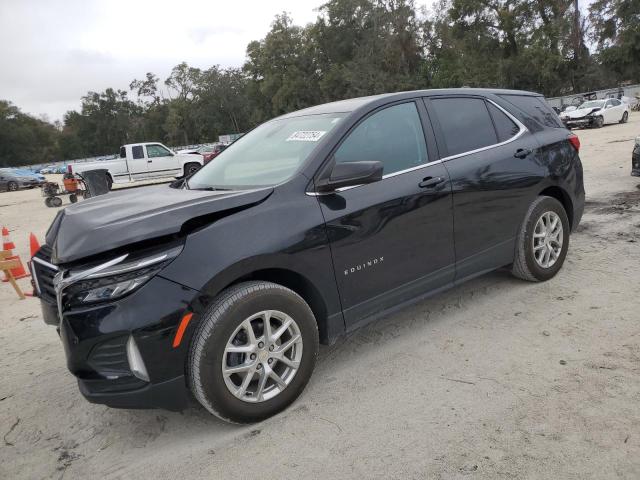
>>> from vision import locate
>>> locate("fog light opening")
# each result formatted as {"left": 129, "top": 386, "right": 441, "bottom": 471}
{"left": 126, "top": 335, "right": 150, "bottom": 382}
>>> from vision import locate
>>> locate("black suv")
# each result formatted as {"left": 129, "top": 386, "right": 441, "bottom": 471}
{"left": 33, "top": 89, "right": 584, "bottom": 423}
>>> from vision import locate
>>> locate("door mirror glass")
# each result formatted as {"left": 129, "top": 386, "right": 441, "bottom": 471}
{"left": 316, "top": 161, "right": 383, "bottom": 193}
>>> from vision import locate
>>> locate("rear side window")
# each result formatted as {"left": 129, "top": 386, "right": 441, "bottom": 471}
{"left": 499, "top": 95, "right": 562, "bottom": 128}
{"left": 430, "top": 97, "right": 497, "bottom": 156}
{"left": 334, "top": 102, "right": 428, "bottom": 175}
{"left": 487, "top": 103, "right": 520, "bottom": 142}
{"left": 132, "top": 146, "right": 144, "bottom": 159}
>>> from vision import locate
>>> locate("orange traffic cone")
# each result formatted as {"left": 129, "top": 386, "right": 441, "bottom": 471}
{"left": 2, "top": 226, "right": 16, "bottom": 251}
{"left": 1, "top": 254, "right": 30, "bottom": 282}
{"left": 29, "top": 233, "right": 41, "bottom": 258}
{"left": 1, "top": 227, "right": 30, "bottom": 282}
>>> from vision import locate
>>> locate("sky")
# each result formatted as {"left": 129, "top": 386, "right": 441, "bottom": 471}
{"left": 0, "top": 0, "right": 595, "bottom": 123}
{"left": 0, "top": 0, "right": 322, "bottom": 122}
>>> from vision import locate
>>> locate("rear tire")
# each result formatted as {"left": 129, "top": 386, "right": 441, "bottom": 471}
{"left": 511, "top": 196, "right": 570, "bottom": 282}
{"left": 105, "top": 174, "right": 113, "bottom": 191}
{"left": 620, "top": 111, "right": 629, "bottom": 124}
{"left": 188, "top": 281, "right": 319, "bottom": 423}
{"left": 184, "top": 163, "right": 201, "bottom": 177}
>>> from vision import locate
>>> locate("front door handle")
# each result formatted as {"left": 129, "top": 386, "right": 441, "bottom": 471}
{"left": 514, "top": 148, "right": 532, "bottom": 159}
{"left": 419, "top": 176, "right": 445, "bottom": 188}
{"left": 147, "top": 160, "right": 153, "bottom": 163}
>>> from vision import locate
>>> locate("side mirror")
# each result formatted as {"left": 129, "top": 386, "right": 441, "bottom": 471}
{"left": 315, "top": 161, "right": 383, "bottom": 193}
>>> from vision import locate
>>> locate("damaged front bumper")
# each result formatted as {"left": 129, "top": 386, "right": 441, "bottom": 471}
{"left": 33, "top": 245, "right": 201, "bottom": 411}
{"left": 562, "top": 116, "right": 595, "bottom": 129}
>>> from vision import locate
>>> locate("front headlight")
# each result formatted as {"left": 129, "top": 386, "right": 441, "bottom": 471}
{"left": 62, "top": 244, "right": 183, "bottom": 307}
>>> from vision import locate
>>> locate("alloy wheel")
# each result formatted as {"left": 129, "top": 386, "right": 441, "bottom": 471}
{"left": 222, "top": 310, "right": 303, "bottom": 403}
{"left": 532, "top": 211, "right": 563, "bottom": 269}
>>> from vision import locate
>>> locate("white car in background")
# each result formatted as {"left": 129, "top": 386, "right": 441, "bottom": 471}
{"left": 560, "top": 98, "right": 630, "bottom": 129}
{"left": 67, "top": 142, "right": 203, "bottom": 189}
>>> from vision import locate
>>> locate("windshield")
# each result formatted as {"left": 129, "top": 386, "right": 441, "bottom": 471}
{"left": 187, "top": 113, "right": 345, "bottom": 190}
{"left": 579, "top": 100, "right": 604, "bottom": 109}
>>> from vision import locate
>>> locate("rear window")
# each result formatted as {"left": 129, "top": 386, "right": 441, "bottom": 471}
{"left": 431, "top": 97, "right": 498, "bottom": 156}
{"left": 499, "top": 95, "right": 563, "bottom": 128}
{"left": 119, "top": 147, "right": 126, "bottom": 158}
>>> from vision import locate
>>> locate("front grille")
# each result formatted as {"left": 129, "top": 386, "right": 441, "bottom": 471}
{"left": 32, "top": 245, "right": 57, "bottom": 303}
{"left": 87, "top": 335, "right": 131, "bottom": 376}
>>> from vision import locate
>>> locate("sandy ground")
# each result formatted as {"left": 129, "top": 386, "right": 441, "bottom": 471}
{"left": 1, "top": 116, "right": 639, "bottom": 479}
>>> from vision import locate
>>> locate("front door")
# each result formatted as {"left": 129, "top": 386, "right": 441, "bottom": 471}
{"left": 316, "top": 101, "right": 455, "bottom": 327}
{"left": 145, "top": 144, "right": 180, "bottom": 177}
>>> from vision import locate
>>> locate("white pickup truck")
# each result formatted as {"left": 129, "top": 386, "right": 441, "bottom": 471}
{"left": 68, "top": 142, "right": 204, "bottom": 188}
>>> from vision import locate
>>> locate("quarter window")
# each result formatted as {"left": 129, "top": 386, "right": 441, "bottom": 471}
{"left": 132, "top": 146, "right": 144, "bottom": 159}
{"left": 431, "top": 97, "right": 497, "bottom": 156}
{"left": 487, "top": 103, "right": 520, "bottom": 142}
{"left": 146, "top": 144, "right": 171, "bottom": 158}
{"left": 334, "top": 102, "right": 428, "bottom": 175}
{"left": 498, "top": 95, "right": 563, "bottom": 128}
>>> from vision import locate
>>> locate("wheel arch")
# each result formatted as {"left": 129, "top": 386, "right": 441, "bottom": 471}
{"left": 539, "top": 185, "right": 574, "bottom": 229}
{"left": 220, "top": 268, "right": 331, "bottom": 344}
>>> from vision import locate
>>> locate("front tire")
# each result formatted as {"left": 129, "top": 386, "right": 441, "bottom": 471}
{"left": 188, "top": 281, "right": 319, "bottom": 423}
{"left": 592, "top": 116, "right": 604, "bottom": 128}
{"left": 7, "top": 181, "right": 18, "bottom": 192}
{"left": 511, "top": 196, "right": 570, "bottom": 282}
{"left": 620, "top": 111, "right": 629, "bottom": 123}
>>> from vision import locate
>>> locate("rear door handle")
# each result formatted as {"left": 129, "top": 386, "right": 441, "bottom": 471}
{"left": 419, "top": 176, "right": 445, "bottom": 188}
{"left": 147, "top": 160, "right": 153, "bottom": 163}
{"left": 514, "top": 148, "right": 532, "bottom": 159}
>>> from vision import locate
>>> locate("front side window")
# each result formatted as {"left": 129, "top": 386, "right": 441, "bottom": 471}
{"left": 611, "top": 99, "right": 621, "bottom": 106}
{"left": 431, "top": 97, "right": 498, "bottom": 156}
{"left": 188, "top": 113, "right": 345, "bottom": 189}
{"left": 146, "top": 144, "right": 171, "bottom": 158}
{"left": 334, "top": 102, "right": 428, "bottom": 175}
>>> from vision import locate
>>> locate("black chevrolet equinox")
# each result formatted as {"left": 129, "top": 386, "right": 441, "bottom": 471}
{"left": 32, "top": 89, "right": 584, "bottom": 423}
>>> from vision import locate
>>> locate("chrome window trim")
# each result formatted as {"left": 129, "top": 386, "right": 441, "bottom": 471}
{"left": 32, "top": 256, "right": 59, "bottom": 271}
{"left": 306, "top": 98, "right": 528, "bottom": 196}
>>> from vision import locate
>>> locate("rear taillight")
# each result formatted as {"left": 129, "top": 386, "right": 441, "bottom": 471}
{"left": 67, "top": 164, "right": 73, "bottom": 174}
{"left": 568, "top": 134, "right": 580, "bottom": 152}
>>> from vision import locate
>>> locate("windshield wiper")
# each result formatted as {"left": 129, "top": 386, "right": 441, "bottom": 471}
{"left": 190, "top": 186, "right": 233, "bottom": 191}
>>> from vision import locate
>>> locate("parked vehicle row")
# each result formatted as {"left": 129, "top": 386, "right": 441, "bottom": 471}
{"left": 33, "top": 88, "right": 584, "bottom": 423}
{"left": 0, "top": 168, "right": 46, "bottom": 192}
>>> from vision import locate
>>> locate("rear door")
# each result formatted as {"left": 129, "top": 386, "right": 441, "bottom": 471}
{"left": 606, "top": 99, "right": 624, "bottom": 123}
{"left": 316, "top": 100, "right": 455, "bottom": 326}
{"left": 425, "top": 95, "right": 542, "bottom": 280}
{"left": 145, "top": 144, "right": 180, "bottom": 177}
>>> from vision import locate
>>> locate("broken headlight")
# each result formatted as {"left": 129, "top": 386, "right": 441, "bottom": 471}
{"left": 63, "top": 244, "right": 183, "bottom": 307}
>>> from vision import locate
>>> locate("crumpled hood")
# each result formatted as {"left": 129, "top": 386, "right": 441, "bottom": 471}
{"left": 562, "top": 107, "right": 601, "bottom": 119}
{"left": 46, "top": 184, "right": 273, "bottom": 264}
